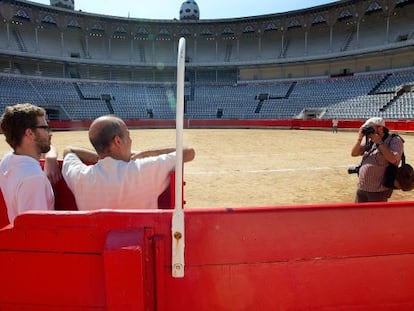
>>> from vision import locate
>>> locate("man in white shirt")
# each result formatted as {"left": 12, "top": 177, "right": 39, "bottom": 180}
{"left": 62, "top": 115, "right": 195, "bottom": 210}
{"left": 0, "top": 103, "right": 57, "bottom": 223}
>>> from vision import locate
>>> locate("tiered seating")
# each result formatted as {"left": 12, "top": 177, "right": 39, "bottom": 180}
{"left": 145, "top": 85, "right": 176, "bottom": 119}
{"left": 324, "top": 94, "right": 393, "bottom": 119}
{"left": 77, "top": 82, "right": 147, "bottom": 119}
{"left": 0, "top": 76, "right": 38, "bottom": 104}
{"left": 383, "top": 93, "right": 414, "bottom": 119}
{"left": 322, "top": 70, "right": 414, "bottom": 119}
{"left": 377, "top": 71, "right": 414, "bottom": 92}
{"left": 0, "top": 70, "right": 413, "bottom": 121}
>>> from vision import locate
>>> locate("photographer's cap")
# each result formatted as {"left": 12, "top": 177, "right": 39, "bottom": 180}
{"left": 362, "top": 117, "right": 385, "bottom": 128}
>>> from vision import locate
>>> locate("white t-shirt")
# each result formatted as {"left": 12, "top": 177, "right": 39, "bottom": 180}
{"left": 0, "top": 152, "right": 54, "bottom": 223}
{"left": 62, "top": 152, "right": 176, "bottom": 210}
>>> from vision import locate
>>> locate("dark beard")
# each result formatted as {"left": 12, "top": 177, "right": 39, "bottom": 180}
{"left": 39, "top": 144, "right": 51, "bottom": 154}
{"left": 34, "top": 135, "right": 51, "bottom": 154}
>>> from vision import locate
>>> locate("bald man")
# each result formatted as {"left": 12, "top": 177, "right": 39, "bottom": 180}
{"left": 61, "top": 115, "right": 195, "bottom": 210}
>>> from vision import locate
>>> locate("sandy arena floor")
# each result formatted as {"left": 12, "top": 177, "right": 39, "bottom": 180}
{"left": 1, "top": 128, "right": 413, "bottom": 208}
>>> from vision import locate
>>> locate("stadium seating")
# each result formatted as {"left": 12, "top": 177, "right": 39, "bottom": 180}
{"left": 1, "top": 68, "right": 414, "bottom": 120}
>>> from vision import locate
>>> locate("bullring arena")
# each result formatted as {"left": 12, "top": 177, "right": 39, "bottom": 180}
{"left": 1, "top": 128, "right": 413, "bottom": 208}
{"left": 2, "top": 0, "right": 414, "bottom": 310}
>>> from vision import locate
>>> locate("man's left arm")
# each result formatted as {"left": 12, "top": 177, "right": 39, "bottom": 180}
{"left": 131, "top": 147, "right": 195, "bottom": 163}
{"left": 63, "top": 146, "right": 99, "bottom": 164}
{"left": 131, "top": 148, "right": 176, "bottom": 160}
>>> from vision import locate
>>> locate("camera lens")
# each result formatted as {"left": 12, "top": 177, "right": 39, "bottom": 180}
{"left": 348, "top": 165, "right": 360, "bottom": 174}
{"left": 362, "top": 126, "right": 375, "bottom": 136}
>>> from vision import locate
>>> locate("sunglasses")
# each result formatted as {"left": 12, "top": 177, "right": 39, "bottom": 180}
{"left": 32, "top": 125, "right": 51, "bottom": 133}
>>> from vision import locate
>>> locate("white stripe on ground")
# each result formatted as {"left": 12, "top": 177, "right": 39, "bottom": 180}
{"left": 187, "top": 165, "right": 352, "bottom": 175}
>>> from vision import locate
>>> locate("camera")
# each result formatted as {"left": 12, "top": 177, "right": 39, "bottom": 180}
{"left": 348, "top": 165, "right": 360, "bottom": 174}
{"left": 361, "top": 126, "right": 375, "bottom": 136}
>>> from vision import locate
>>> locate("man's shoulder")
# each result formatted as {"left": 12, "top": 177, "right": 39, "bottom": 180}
{"left": 384, "top": 133, "right": 401, "bottom": 141}
{"left": 2, "top": 153, "right": 42, "bottom": 172}
{"left": 0, "top": 151, "right": 13, "bottom": 160}
{"left": 389, "top": 133, "right": 404, "bottom": 144}
{"left": 386, "top": 133, "right": 404, "bottom": 154}
{"left": 0, "top": 151, "right": 12, "bottom": 169}
{"left": 62, "top": 153, "right": 89, "bottom": 177}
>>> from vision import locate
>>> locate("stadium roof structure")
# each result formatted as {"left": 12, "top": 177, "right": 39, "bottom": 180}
{"left": 0, "top": 0, "right": 413, "bottom": 81}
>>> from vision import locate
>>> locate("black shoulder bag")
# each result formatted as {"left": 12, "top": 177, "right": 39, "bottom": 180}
{"left": 382, "top": 134, "right": 414, "bottom": 191}
{"left": 394, "top": 153, "right": 414, "bottom": 191}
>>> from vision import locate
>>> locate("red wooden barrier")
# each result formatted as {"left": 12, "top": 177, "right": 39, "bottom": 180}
{"left": 0, "top": 192, "right": 8, "bottom": 229}
{"left": 1, "top": 201, "right": 414, "bottom": 310}
{"left": 49, "top": 119, "right": 414, "bottom": 132}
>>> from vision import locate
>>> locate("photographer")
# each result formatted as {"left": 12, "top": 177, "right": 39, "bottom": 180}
{"left": 350, "top": 117, "right": 404, "bottom": 203}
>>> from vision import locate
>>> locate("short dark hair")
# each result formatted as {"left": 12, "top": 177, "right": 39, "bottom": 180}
{"left": 0, "top": 103, "right": 46, "bottom": 149}
{"left": 89, "top": 116, "right": 125, "bottom": 155}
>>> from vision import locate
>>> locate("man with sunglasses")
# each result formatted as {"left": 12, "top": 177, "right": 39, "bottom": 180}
{"left": 351, "top": 117, "right": 404, "bottom": 203}
{"left": 0, "top": 103, "right": 60, "bottom": 223}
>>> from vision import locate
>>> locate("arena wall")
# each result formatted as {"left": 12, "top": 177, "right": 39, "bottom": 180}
{"left": 1, "top": 201, "right": 414, "bottom": 310}
{"left": 48, "top": 119, "right": 414, "bottom": 132}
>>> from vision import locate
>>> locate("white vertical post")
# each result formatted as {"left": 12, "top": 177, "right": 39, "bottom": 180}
{"left": 172, "top": 37, "right": 186, "bottom": 278}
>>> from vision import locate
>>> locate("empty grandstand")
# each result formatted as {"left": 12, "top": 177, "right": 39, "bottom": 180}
{"left": 0, "top": 0, "right": 413, "bottom": 122}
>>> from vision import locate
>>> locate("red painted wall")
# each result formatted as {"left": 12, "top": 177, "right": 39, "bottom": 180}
{"left": 49, "top": 119, "right": 414, "bottom": 132}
